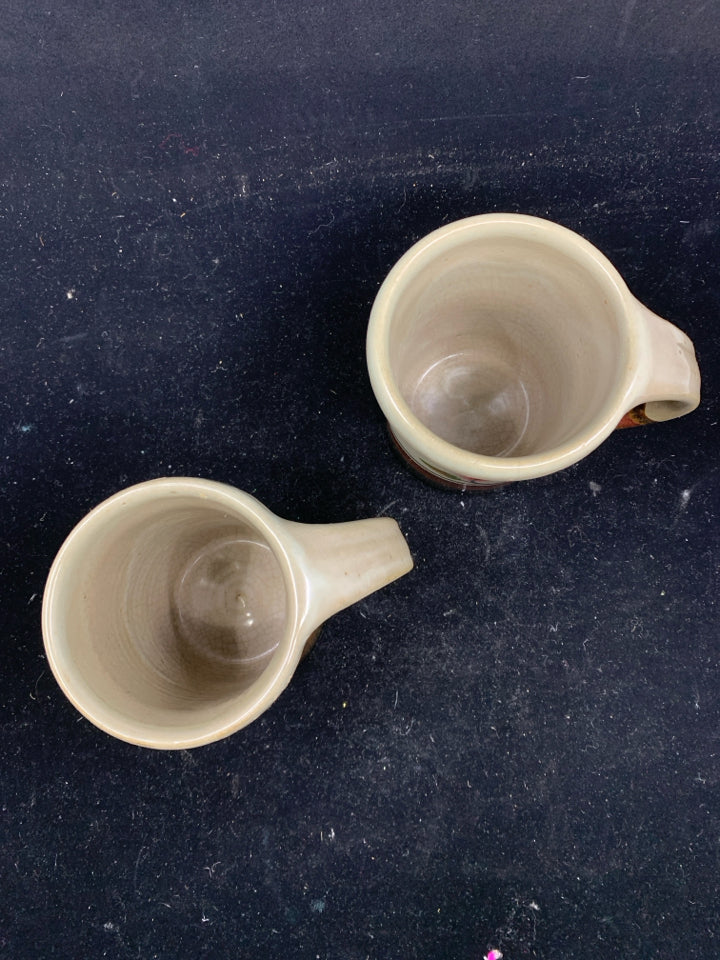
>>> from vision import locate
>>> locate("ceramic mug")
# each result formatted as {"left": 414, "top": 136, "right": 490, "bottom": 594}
{"left": 366, "top": 213, "right": 701, "bottom": 488}
{"left": 42, "top": 478, "right": 413, "bottom": 749}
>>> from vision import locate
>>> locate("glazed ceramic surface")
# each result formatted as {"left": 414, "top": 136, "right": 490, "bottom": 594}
{"left": 367, "top": 214, "right": 701, "bottom": 487}
{"left": 42, "top": 478, "right": 413, "bottom": 749}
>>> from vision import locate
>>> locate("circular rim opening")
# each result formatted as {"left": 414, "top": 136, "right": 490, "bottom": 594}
{"left": 41, "top": 478, "right": 301, "bottom": 749}
{"left": 367, "top": 214, "right": 640, "bottom": 482}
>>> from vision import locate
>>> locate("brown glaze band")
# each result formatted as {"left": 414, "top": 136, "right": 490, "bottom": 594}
{"left": 617, "top": 403, "right": 652, "bottom": 429}
{"left": 387, "top": 426, "right": 505, "bottom": 491}
{"left": 300, "top": 625, "right": 323, "bottom": 660}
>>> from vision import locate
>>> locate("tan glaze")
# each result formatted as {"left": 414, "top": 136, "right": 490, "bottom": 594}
{"left": 367, "top": 214, "right": 701, "bottom": 488}
{"left": 42, "top": 478, "right": 413, "bottom": 749}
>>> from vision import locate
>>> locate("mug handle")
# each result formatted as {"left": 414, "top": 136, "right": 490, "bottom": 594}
{"left": 618, "top": 301, "right": 701, "bottom": 429}
{"left": 280, "top": 517, "right": 414, "bottom": 639}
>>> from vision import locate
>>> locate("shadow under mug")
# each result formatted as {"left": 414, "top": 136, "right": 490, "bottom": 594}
{"left": 366, "top": 213, "right": 701, "bottom": 488}
{"left": 42, "top": 478, "right": 413, "bottom": 749}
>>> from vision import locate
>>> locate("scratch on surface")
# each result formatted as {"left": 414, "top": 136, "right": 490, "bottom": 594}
{"left": 688, "top": 0, "right": 713, "bottom": 21}
{"left": 475, "top": 522, "right": 491, "bottom": 563}
{"left": 617, "top": 0, "right": 639, "bottom": 46}
{"left": 59, "top": 332, "right": 88, "bottom": 344}
{"left": 133, "top": 843, "right": 148, "bottom": 895}
{"left": 29, "top": 669, "right": 46, "bottom": 700}
{"left": 308, "top": 211, "right": 336, "bottom": 235}
{"left": 412, "top": 111, "right": 550, "bottom": 125}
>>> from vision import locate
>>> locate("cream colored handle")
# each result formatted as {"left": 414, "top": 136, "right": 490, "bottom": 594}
{"left": 281, "top": 517, "right": 413, "bottom": 636}
{"left": 632, "top": 301, "right": 701, "bottom": 422}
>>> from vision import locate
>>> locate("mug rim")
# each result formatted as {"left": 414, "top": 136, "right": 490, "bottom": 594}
{"left": 41, "top": 477, "right": 304, "bottom": 749}
{"left": 366, "top": 213, "right": 644, "bottom": 483}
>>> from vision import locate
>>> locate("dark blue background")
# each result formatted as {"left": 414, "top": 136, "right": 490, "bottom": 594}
{"left": 1, "top": 2, "right": 718, "bottom": 957}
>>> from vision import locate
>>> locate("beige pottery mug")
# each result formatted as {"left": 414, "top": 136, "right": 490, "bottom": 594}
{"left": 367, "top": 213, "right": 701, "bottom": 488}
{"left": 42, "top": 478, "right": 413, "bottom": 749}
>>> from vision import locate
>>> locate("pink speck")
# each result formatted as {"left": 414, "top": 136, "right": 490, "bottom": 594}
{"left": 485, "top": 951, "right": 503, "bottom": 960}
{"left": 158, "top": 133, "right": 201, "bottom": 156}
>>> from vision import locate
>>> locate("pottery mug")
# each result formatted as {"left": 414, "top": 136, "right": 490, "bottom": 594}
{"left": 366, "top": 213, "right": 701, "bottom": 488}
{"left": 42, "top": 478, "right": 413, "bottom": 749}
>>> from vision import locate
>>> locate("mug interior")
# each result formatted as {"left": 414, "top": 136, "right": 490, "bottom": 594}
{"left": 388, "top": 232, "right": 627, "bottom": 458}
{"left": 45, "top": 493, "right": 290, "bottom": 745}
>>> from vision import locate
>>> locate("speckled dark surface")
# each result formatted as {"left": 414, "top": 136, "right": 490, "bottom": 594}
{"left": 1, "top": 2, "right": 719, "bottom": 958}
